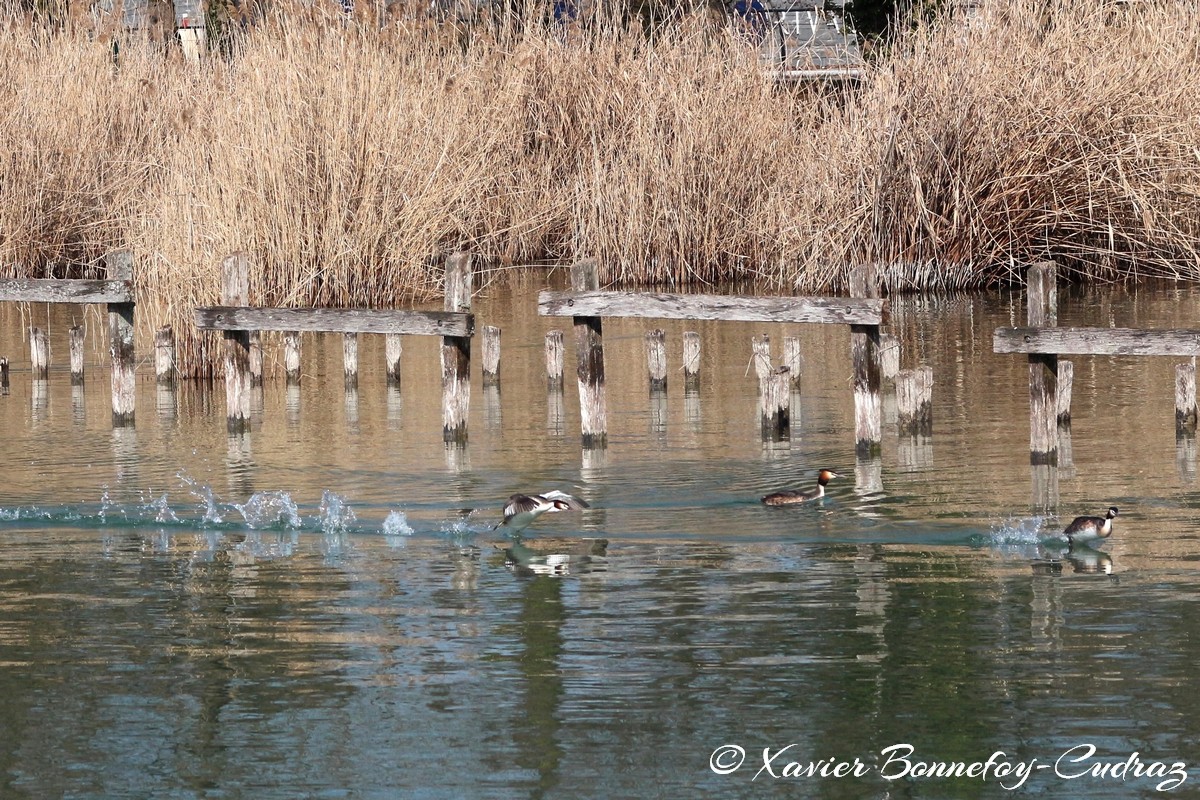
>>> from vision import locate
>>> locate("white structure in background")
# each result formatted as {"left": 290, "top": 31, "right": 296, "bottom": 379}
{"left": 735, "top": 0, "right": 865, "bottom": 81}
{"left": 174, "top": 0, "right": 206, "bottom": 62}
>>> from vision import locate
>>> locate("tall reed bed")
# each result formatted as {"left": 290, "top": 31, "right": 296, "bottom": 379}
{"left": 1, "top": 0, "right": 1199, "bottom": 374}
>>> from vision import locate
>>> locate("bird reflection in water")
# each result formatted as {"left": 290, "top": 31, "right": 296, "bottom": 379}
{"left": 498, "top": 536, "right": 609, "bottom": 577}
{"left": 1031, "top": 544, "right": 1117, "bottom": 583}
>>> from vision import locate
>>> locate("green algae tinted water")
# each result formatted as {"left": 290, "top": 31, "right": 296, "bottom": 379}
{"left": 1, "top": 281, "right": 1199, "bottom": 799}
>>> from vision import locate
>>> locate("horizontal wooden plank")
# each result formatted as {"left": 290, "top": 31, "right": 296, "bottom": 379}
{"left": 195, "top": 306, "right": 475, "bottom": 337}
{"left": 994, "top": 327, "right": 1200, "bottom": 356}
{"left": 0, "top": 278, "right": 133, "bottom": 304}
{"left": 538, "top": 290, "right": 886, "bottom": 325}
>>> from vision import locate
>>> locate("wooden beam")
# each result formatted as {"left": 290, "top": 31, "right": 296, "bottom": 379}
{"left": 995, "top": 327, "right": 1200, "bottom": 357}
{"left": 0, "top": 277, "right": 133, "bottom": 304}
{"left": 194, "top": 306, "right": 474, "bottom": 337}
{"left": 539, "top": 290, "right": 885, "bottom": 326}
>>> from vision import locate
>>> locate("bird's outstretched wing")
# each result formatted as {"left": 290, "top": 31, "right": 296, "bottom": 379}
{"left": 538, "top": 490, "right": 590, "bottom": 511}
{"left": 503, "top": 494, "right": 543, "bottom": 525}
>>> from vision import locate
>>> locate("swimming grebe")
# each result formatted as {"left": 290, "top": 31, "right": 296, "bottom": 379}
{"left": 498, "top": 490, "right": 590, "bottom": 534}
{"left": 1062, "top": 506, "right": 1118, "bottom": 544}
{"left": 761, "top": 469, "right": 841, "bottom": 506}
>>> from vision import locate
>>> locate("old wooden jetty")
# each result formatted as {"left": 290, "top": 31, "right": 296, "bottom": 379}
{"left": 194, "top": 253, "right": 476, "bottom": 441}
{"left": 0, "top": 252, "right": 136, "bottom": 425}
{"left": 538, "top": 258, "right": 888, "bottom": 453}
{"left": 994, "top": 262, "right": 1200, "bottom": 466}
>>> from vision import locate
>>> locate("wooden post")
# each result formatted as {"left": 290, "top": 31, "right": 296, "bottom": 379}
{"left": 683, "top": 331, "right": 701, "bottom": 391}
{"left": 645, "top": 328, "right": 667, "bottom": 392}
{"left": 783, "top": 336, "right": 802, "bottom": 390}
{"left": 482, "top": 325, "right": 501, "bottom": 386}
{"left": 385, "top": 333, "right": 402, "bottom": 387}
{"left": 441, "top": 252, "right": 472, "bottom": 444}
{"left": 69, "top": 325, "right": 85, "bottom": 385}
{"left": 751, "top": 334, "right": 772, "bottom": 386}
{"left": 1027, "top": 262, "right": 1057, "bottom": 465}
{"left": 895, "top": 366, "right": 933, "bottom": 435}
{"left": 343, "top": 332, "right": 359, "bottom": 389}
{"left": 572, "top": 258, "right": 607, "bottom": 448}
{"left": 545, "top": 329, "right": 565, "bottom": 390}
{"left": 106, "top": 251, "right": 136, "bottom": 427}
{"left": 154, "top": 325, "right": 176, "bottom": 385}
{"left": 880, "top": 333, "right": 900, "bottom": 380}
{"left": 221, "top": 253, "right": 252, "bottom": 434}
{"left": 284, "top": 331, "right": 302, "bottom": 385}
{"left": 760, "top": 367, "right": 791, "bottom": 440}
{"left": 0, "top": 357, "right": 8, "bottom": 395}
{"left": 1176, "top": 359, "right": 1197, "bottom": 434}
{"left": 249, "top": 331, "right": 264, "bottom": 387}
{"left": 1057, "top": 360, "right": 1073, "bottom": 427}
{"left": 29, "top": 327, "right": 49, "bottom": 379}
{"left": 850, "top": 264, "right": 883, "bottom": 457}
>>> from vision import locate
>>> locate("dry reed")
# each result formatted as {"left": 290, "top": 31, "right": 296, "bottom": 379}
{"left": 1, "top": 0, "right": 1199, "bottom": 374}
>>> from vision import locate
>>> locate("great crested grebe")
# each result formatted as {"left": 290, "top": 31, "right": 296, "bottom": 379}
{"left": 497, "top": 490, "right": 589, "bottom": 534}
{"left": 1063, "top": 506, "right": 1119, "bottom": 544}
{"left": 761, "top": 469, "right": 841, "bottom": 506}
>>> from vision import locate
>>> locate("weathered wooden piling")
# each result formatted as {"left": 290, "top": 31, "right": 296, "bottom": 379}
{"left": 571, "top": 259, "right": 607, "bottom": 448}
{"left": 751, "top": 334, "right": 772, "bottom": 386}
{"left": 760, "top": 367, "right": 791, "bottom": 439}
{"left": 284, "top": 331, "right": 302, "bottom": 385}
{"left": 482, "top": 325, "right": 501, "bottom": 386}
{"left": 249, "top": 331, "right": 264, "bottom": 387}
{"left": 0, "top": 357, "right": 8, "bottom": 395}
{"left": 1176, "top": 359, "right": 1197, "bottom": 434}
{"left": 849, "top": 264, "right": 883, "bottom": 457}
{"left": 783, "top": 336, "right": 802, "bottom": 390}
{"left": 645, "top": 328, "right": 667, "bottom": 392}
{"left": 154, "top": 325, "right": 176, "bottom": 385}
{"left": 895, "top": 366, "right": 933, "bottom": 435}
{"left": 385, "top": 333, "right": 402, "bottom": 387}
{"left": 29, "top": 327, "right": 49, "bottom": 380}
{"left": 441, "top": 252, "right": 472, "bottom": 444}
{"left": 69, "top": 325, "right": 85, "bottom": 385}
{"left": 545, "top": 329, "right": 565, "bottom": 390}
{"left": 1056, "top": 360, "right": 1073, "bottom": 426}
{"left": 221, "top": 253, "right": 252, "bottom": 434}
{"left": 683, "top": 331, "right": 701, "bottom": 390}
{"left": 343, "top": 332, "right": 359, "bottom": 389}
{"left": 1026, "top": 262, "right": 1058, "bottom": 465}
{"left": 880, "top": 333, "right": 900, "bottom": 381}
{"left": 106, "top": 251, "right": 136, "bottom": 427}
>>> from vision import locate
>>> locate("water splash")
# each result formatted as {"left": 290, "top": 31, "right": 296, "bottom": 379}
{"left": 140, "top": 492, "right": 179, "bottom": 525}
{"left": 317, "top": 491, "right": 357, "bottom": 535}
{"left": 231, "top": 491, "right": 303, "bottom": 530}
{"left": 177, "top": 471, "right": 224, "bottom": 525}
{"left": 972, "top": 515, "right": 1066, "bottom": 553}
{"left": 383, "top": 510, "right": 414, "bottom": 543}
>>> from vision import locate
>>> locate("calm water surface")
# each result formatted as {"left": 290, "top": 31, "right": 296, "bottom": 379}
{"left": 1, "top": 280, "right": 1199, "bottom": 799}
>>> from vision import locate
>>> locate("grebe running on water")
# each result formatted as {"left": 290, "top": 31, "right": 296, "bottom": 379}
{"left": 497, "top": 491, "right": 590, "bottom": 534}
{"left": 761, "top": 469, "right": 841, "bottom": 506}
{"left": 1063, "top": 506, "right": 1118, "bottom": 544}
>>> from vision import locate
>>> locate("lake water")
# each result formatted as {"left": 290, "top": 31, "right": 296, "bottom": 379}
{"left": 1, "top": 277, "right": 1199, "bottom": 798}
